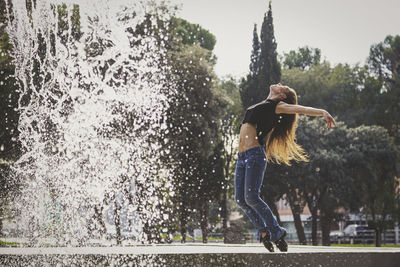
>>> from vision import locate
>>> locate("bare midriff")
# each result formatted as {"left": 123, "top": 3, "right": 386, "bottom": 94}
{"left": 238, "top": 123, "right": 261, "bottom": 152}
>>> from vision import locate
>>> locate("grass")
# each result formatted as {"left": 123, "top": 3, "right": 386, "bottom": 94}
{"left": 161, "top": 234, "right": 224, "bottom": 242}
{"left": 160, "top": 234, "right": 185, "bottom": 242}
{"left": 0, "top": 239, "right": 23, "bottom": 246}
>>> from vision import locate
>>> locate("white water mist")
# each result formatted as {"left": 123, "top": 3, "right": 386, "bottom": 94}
{"left": 5, "top": 0, "right": 175, "bottom": 246}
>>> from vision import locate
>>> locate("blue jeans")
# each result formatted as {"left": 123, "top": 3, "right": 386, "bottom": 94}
{"left": 234, "top": 145, "right": 285, "bottom": 242}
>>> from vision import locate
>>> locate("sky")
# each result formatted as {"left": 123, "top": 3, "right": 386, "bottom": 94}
{"left": 169, "top": 0, "right": 400, "bottom": 78}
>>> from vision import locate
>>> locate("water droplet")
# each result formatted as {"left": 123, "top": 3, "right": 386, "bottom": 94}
{"left": 7, "top": 0, "right": 178, "bottom": 245}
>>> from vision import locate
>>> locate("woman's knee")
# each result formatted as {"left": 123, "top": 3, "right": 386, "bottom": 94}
{"left": 244, "top": 193, "right": 260, "bottom": 207}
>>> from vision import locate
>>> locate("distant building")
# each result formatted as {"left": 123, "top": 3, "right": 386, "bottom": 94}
{"left": 275, "top": 195, "right": 312, "bottom": 237}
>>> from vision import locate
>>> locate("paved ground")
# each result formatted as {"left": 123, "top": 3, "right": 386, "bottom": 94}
{"left": 1, "top": 243, "right": 400, "bottom": 255}
{"left": 1, "top": 243, "right": 400, "bottom": 266}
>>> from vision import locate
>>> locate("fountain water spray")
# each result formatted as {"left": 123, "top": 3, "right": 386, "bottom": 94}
{"left": 5, "top": 0, "right": 176, "bottom": 246}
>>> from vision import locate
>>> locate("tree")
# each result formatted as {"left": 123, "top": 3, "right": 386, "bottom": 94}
{"left": 165, "top": 43, "right": 227, "bottom": 242}
{"left": 368, "top": 35, "right": 400, "bottom": 83}
{"left": 218, "top": 76, "right": 243, "bottom": 241}
{"left": 265, "top": 160, "right": 308, "bottom": 244}
{"left": 282, "top": 46, "right": 321, "bottom": 70}
{"left": 298, "top": 117, "right": 349, "bottom": 246}
{"left": 162, "top": 15, "right": 231, "bottom": 243}
{"left": 345, "top": 125, "right": 398, "bottom": 247}
{"left": 368, "top": 35, "right": 400, "bottom": 144}
{"left": 258, "top": 1, "right": 281, "bottom": 95}
{"left": 271, "top": 116, "right": 351, "bottom": 246}
{"left": 250, "top": 24, "right": 261, "bottom": 77}
{"left": 282, "top": 62, "right": 369, "bottom": 128}
{"left": 170, "top": 17, "right": 216, "bottom": 51}
{"left": 239, "top": 25, "right": 260, "bottom": 110}
{"left": 270, "top": 116, "right": 398, "bottom": 246}
{"left": 240, "top": 1, "right": 281, "bottom": 110}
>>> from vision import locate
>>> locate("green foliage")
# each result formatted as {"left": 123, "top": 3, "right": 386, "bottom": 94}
{"left": 219, "top": 77, "right": 243, "bottom": 134}
{"left": 282, "top": 62, "right": 381, "bottom": 128}
{"left": 217, "top": 77, "right": 243, "bottom": 235}
{"left": 232, "top": 5, "right": 400, "bottom": 245}
{"left": 282, "top": 46, "right": 321, "bottom": 70}
{"left": 368, "top": 35, "right": 400, "bottom": 143}
{"left": 264, "top": 34, "right": 400, "bottom": 245}
{"left": 162, "top": 17, "right": 227, "bottom": 238}
{"left": 1, "top": 0, "right": 399, "bottom": 245}
{"left": 368, "top": 35, "right": 400, "bottom": 82}
{"left": 264, "top": 116, "right": 351, "bottom": 245}
{"left": 240, "top": 2, "right": 281, "bottom": 109}
{"left": 258, "top": 2, "right": 281, "bottom": 91}
{"left": 166, "top": 43, "right": 224, "bottom": 182}
{"left": 164, "top": 41, "right": 228, "bottom": 240}
{"left": 265, "top": 116, "right": 398, "bottom": 245}
{"left": 345, "top": 125, "right": 398, "bottom": 235}
{"left": 171, "top": 17, "right": 216, "bottom": 51}
{"left": 249, "top": 24, "right": 260, "bottom": 77}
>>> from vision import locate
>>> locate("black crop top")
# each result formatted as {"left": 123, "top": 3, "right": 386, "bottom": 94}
{"left": 241, "top": 99, "right": 282, "bottom": 146}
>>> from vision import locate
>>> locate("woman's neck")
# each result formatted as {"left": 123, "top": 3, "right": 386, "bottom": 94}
{"left": 266, "top": 94, "right": 281, "bottom": 101}
{"left": 266, "top": 96, "right": 280, "bottom": 101}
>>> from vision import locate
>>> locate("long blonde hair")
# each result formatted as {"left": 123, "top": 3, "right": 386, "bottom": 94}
{"left": 266, "top": 88, "right": 308, "bottom": 165}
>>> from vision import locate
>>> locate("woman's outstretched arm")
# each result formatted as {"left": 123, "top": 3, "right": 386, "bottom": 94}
{"left": 276, "top": 102, "right": 336, "bottom": 129}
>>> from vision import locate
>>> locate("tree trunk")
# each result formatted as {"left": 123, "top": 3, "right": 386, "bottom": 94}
{"left": 290, "top": 205, "right": 307, "bottom": 245}
{"left": 94, "top": 205, "right": 106, "bottom": 237}
{"left": 306, "top": 196, "right": 318, "bottom": 246}
{"left": 320, "top": 212, "right": 331, "bottom": 246}
{"left": 114, "top": 201, "right": 122, "bottom": 245}
{"left": 221, "top": 189, "right": 228, "bottom": 240}
{"left": 222, "top": 137, "right": 232, "bottom": 241}
{"left": 200, "top": 200, "right": 208, "bottom": 243}
{"left": 0, "top": 206, "right": 3, "bottom": 236}
{"left": 311, "top": 212, "right": 318, "bottom": 245}
{"left": 287, "top": 190, "right": 307, "bottom": 245}
{"left": 124, "top": 183, "right": 134, "bottom": 237}
{"left": 180, "top": 205, "right": 187, "bottom": 243}
{"left": 375, "top": 228, "right": 382, "bottom": 247}
{"left": 266, "top": 197, "right": 282, "bottom": 225}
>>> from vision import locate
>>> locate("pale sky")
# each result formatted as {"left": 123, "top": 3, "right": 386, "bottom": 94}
{"left": 169, "top": 0, "right": 400, "bottom": 78}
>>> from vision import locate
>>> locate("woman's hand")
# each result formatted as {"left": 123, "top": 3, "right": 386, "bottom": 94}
{"left": 322, "top": 110, "right": 336, "bottom": 129}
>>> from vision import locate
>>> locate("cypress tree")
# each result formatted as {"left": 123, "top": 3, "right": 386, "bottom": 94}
{"left": 240, "top": 1, "right": 281, "bottom": 110}
{"left": 259, "top": 1, "right": 281, "bottom": 95}
{"left": 240, "top": 24, "right": 261, "bottom": 109}
{"left": 250, "top": 24, "right": 260, "bottom": 77}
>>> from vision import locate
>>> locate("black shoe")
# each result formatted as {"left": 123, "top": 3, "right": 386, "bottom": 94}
{"left": 260, "top": 232, "right": 274, "bottom": 252}
{"left": 274, "top": 230, "right": 288, "bottom": 252}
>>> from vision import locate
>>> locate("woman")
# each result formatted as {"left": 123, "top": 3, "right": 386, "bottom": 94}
{"left": 235, "top": 83, "right": 336, "bottom": 252}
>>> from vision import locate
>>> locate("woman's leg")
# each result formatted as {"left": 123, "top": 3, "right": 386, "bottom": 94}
{"left": 244, "top": 152, "right": 285, "bottom": 242}
{"left": 234, "top": 158, "right": 268, "bottom": 234}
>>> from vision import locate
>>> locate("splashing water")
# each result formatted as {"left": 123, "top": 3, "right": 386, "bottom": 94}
{"left": 5, "top": 0, "right": 176, "bottom": 246}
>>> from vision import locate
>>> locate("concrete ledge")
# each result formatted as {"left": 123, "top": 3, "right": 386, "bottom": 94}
{"left": 1, "top": 244, "right": 400, "bottom": 267}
